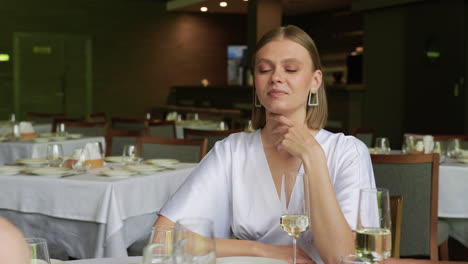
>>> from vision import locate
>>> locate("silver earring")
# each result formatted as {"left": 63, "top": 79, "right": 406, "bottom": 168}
{"left": 254, "top": 95, "right": 261, "bottom": 107}
{"left": 308, "top": 90, "right": 319, "bottom": 106}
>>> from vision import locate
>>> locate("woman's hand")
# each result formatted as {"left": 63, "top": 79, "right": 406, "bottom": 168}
{"left": 267, "top": 112, "right": 322, "bottom": 160}
{"left": 259, "top": 243, "right": 316, "bottom": 264}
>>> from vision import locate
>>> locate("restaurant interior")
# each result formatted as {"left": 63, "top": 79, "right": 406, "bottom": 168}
{"left": 1, "top": 0, "right": 468, "bottom": 263}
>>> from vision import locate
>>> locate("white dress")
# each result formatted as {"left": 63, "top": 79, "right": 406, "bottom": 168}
{"left": 159, "top": 129, "right": 376, "bottom": 264}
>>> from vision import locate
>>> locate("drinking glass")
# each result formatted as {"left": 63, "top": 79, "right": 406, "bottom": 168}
{"left": 279, "top": 172, "right": 311, "bottom": 264}
{"left": 56, "top": 123, "right": 66, "bottom": 137}
{"left": 339, "top": 254, "right": 371, "bottom": 264}
{"left": 173, "top": 218, "right": 216, "bottom": 264}
{"left": 46, "top": 144, "right": 64, "bottom": 167}
{"left": 26, "top": 238, "right": 51, "bottom": 264}
{"left": 447, "top": 138, "right": 461, "bottom": 159}
{"left": 356, "top": 188, "right": 392, "bottom": 262}
{"left": 374, "top": 137, "right": 391, "bottom": 154}
{"left": 72, "top": 147, "right": 91, "bottom": 173}
{"left": 142, "top": 225, "right": 175, "bottom": 264}
{"left": 433, "top": 141, "right": 446, "bottom": 163}
{"left": 122, "top": 144, "right": 141, "bottom": 165}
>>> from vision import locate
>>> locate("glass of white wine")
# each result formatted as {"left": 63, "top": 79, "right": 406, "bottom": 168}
{"left": 279, "top": 172, "right": 311, "bottom": 264}
{"left": 356, "top": 188, "right": 392, "bottom": 262}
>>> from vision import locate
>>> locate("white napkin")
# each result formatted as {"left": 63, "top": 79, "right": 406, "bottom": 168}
{"left": 166, "top": 111, "right": 178, "bottom": 121}
{"left": 19, "top": 121, "right": 35, "bottom": 134}
{"left": 423, "top": 135, "right": 434, "bottom": 154}
{"left": 83, "top": 142, "right": 102, "bottom": 160}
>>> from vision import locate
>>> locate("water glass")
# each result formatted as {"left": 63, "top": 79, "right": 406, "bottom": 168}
{"left": 433, "top": 141, "right": 446, "bottom": 163}
{"left": 56, "top": 123, "right": 66, "bottom": 137}
{"left": 374, "top": 137, "right": 391, "bottom": 154}
{"left": 447, "top": 138, "right": 462, "bottom": 158}
{"left": 122, "top": 144, "right": 141, "bottom": 165}
{"left": 173, "top": 218, "right": 216, "bottom": 264}
{"left": 72, "top": 147, "right": 91, "bottom": 173}
{"left": 339, "top": 254, "right": 371, "bottom": 264}
{"left": 47, "top": 144, "right": 64, "bottom": 167}
{"left": 26, "top": 238, "right": 50, "bottom": 264}
{"left": 142, "top": 225, "right": 175, "bottom": 264}
{"left": 356, "top": 188, "right": 392, "bottom": 262}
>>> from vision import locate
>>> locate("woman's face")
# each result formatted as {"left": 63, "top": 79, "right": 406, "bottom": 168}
{"left": 254, "top": 38, "right": 321, "bottom": 116}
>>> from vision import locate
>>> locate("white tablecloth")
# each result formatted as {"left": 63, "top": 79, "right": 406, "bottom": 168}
{"left": 0, "top": 122, "right": 52, "bottom": 135}
{"left": 438, "top": 160, "right": 468, "bottom": 218}
{"left": 0, "top": 137, "right": 105, "bottom": 165}
{"left": 0, "top": 163, "right": 195, "bottom": 258}
{"left": 65, "top": 256, "right": 141, "bottom": 264}
{"left": 175, "top": 120, "right": 220, "bottom": 139}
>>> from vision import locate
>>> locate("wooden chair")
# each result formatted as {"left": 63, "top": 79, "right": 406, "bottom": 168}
{"left": 59, "top": 121, "right": 107, "bottom": 137}
{"left": 26, "top": 112, "right": 65, "bottom": 124}
{"left": 136, "top": 136, "right": 207, "bottom": 162}
{"left": 105, "top": 129, "right": 146, "bottom": 156}
{"left": 432, "top": 134, "right": 468, "bottom": 149}
{"left": 87, "top": 112, "right": 108, "bottom": 123}
{"left": 371, "top": 154, "right": 447, "bottom": 260}
{"left": 352, "top": 127, "right": 375, "bottom": 147}
{"left": 111, "top": 117, "right": 148, "bottom": 131}
{"left": 51, "top": 118, "right": 84, "bottom": 133}
{"left": 183, "top": 128, "right": 241, "bottom": 151}
{"left": 390, "top": 195, "right": 403, "bottom": 258}
{"left": 146, "top": 120, "right": 176, "bottom": 138}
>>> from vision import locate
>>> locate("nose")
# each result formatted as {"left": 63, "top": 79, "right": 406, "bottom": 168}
{"left": 270, "top": 69, "right": 284, "bottom": 83}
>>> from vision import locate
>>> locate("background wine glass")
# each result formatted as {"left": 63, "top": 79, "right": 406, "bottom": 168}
{"left": 374, "top": 137, "right": 391, "bottom": 154}
{"left": 356, "top": 188, "right": 392, "bottom": 262}
{"left": 447, "top": 138, "right": 461, "bottom": 159}
{"left": 279, "top": 172, "right": 311, "bottom": 264}
{"left": 72, "top": 147, "right": 91, "bottom": 173}
{"left": 142, "top": 225, "right": 174, "bottom": 264}
{"left": 122, "top": 144, "right": 141, "bottom": 165}
{"left": 46, "top": 143, "right": 64, "bottom": 167}
{"left": 26, "top": 238, "right": 51, "bottom": 264}
{"left": 173, "top": 218, "right": 216, "bottom": 264}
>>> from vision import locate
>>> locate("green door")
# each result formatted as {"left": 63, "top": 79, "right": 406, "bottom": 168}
{"left": 13, "top": 33, "right": 92, "bottom": 120}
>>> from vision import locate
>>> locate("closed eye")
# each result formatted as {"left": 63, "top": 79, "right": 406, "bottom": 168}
{"left": 286, "top": 69, "right": 298, "bottom": 73}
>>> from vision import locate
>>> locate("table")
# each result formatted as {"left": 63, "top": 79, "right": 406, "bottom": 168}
{"left": 65, "top": 257, "right": 141, "bottom": 264}
{"left": 175, "top": 120, "right": 220, "bottom": 139}
{"left": 0, "top": 163, "right": 196, "bottom": 259}
{"left": 0, "top": 122, "right": 52, "bottom": 135}
{"left": 0, "top": 137, "right": 105, "bottom": 165}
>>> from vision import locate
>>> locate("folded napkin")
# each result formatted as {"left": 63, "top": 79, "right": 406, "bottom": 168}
{"left": 423, "top": 135, "right": 434, "bottom": 154}
{"left": 166, "top": 111, "right": 178, "bottom": 121}
{"left": 19, "top": 121, "right": 36, "bottom": 139}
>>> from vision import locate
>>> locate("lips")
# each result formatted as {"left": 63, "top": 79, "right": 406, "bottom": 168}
{"left": 268, "top": 88, "right": 288, "bottom": 97}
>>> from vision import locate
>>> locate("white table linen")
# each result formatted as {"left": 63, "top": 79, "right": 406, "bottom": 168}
{"left": 0, "top": 122, "right": 52, "bottom": 135}
{"left": 0, "top": 137, "right": 105, "bottom": 165}
{"left": 65, "top": 256, "right": 141, "bottom": 264}
{"left": 439, "top": 160, "right": 468, "bottom": 218}
{"left": 0, "top": 163, "right": 195, "bottom": 258}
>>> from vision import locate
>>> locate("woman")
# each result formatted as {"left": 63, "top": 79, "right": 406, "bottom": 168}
{"left": 155, "top": 25, "right": 375, "bottom": 264}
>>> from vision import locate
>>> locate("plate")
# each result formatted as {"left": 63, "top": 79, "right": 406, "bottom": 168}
{"left": 99, "top": 169, "right": 137, "bottom": 178}
{"left": 104, "top": 156, "right": 124, "bottom": 163}
{"left": 17, "top": 158, "right": 48, "bottom": 166}
{"left": 216, "top": 257, "right": 287, "bottom": 264}
{"left": 39, "top": 133, "right": 54, "bottom": 138}
{"left": 26, "top": 167, "right": 75, "bottom": 177}
{"left": 50, "top": 136, "right": 67, "bottom": 141}
{"left": 34, "top": 138, "right": 50, "bottom": 143}
{"left": 125, "top": 164, "right": 166, "bottom": 174}
{"left": 0, "top": 166, "right": 23, "bottom": 176}
{"left": 146, "top": 158, "right": 179, "bottom": 167}
{"left": 69, "top": 133, "right": 82, "bottom": 139}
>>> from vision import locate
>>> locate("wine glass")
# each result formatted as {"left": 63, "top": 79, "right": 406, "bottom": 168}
{"left": 142, "top": 225, "right": 175, "bottom": 264}
{"left": 173, "top": 218, "right": 216, "bottom": 264}
{"left": 72, "top": 147, "right": 91, "bottom": 173}
{"left": 26, "top": 238, "right": 51, "bottom": 264}
{"left": 374, "top": 137, "right": 391, "bottom": 154}
{"left": 279, "top": 172, "right": 311, "bottom": 264}
{"left": 339, "top": 254, "right": 371, "bottom": 264}
{"left": 46, "top": 144, "right": 64, "bottom": 167}
{"left": 122, "top": 144, "right": 141, "bottom": 165}
{"left": 55, "top": 123, "right": 66, "bottom": 137}
{"left": 447, "top": 138, "right": 461, "bottom": 159}
{"left": 356, "top": 188, "right": 392, "bottom": 262}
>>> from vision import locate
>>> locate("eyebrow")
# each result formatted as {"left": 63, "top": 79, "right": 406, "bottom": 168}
{"left": 255, "top": 58, "right": 303, "bottom": 65}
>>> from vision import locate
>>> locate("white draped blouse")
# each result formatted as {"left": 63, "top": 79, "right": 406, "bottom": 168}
{"left": 159, "top": 129, "right": 376, "bottom": 264}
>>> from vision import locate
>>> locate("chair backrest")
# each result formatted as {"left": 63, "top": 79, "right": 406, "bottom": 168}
{"left": 88, "top": 112, "right": 108, "bottom": 123}
{"left": 105, "top": 129, "right": 146, "bottom": 156}
{"left": 432, "top": 134, "right": 468, "bottom": 149}
{"left": 27, "top": 112, "right": 65, "bottom": 124}
{"left": 111, "top": 117, "right": 148, "bottom": 131}
{"left": 183, "top": 128, "right": 241, "bottom": 151}
{"left": 352, "top": 127, "right": 375, "bottom": 147}
{"left": 147, "top": 121, "right": 176, "bottom": 138}
{"left": 136, "top": 136, "right": 207, "bottom": 162}
{"left": 371, "top": 154, "right": 439, "bottom": 260}
{"left": 390, "top": 195, "right": 403, "bottom": 258}
{"left": 60, "top": 121, "right": 107, "bottom": 137}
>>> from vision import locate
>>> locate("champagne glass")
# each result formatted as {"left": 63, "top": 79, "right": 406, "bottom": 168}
{"left": 356, "top": 188, "right": 392, "bottom": 262}
{"left": 279, "top": 172, "right": 311, "bottom": 264}
{"left": 142, "top": 225, "right": 175, "bottom": 264}
{"left": 122, "top": 144, "right": 141, "bottom": 165}
{"left": 26, "top": 238, "right": 51, "bottom": 264}
{"left": 173, "top": 218, "right": 216, "bottom": 264}
{"left": 46, "top": 144, "right": 64, "bottom": 167}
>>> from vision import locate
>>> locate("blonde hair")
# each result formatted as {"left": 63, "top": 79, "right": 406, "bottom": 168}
{"left": 251, "top": 25, "right": 327, "bottom": 129}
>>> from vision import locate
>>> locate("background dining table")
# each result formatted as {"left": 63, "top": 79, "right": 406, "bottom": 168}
{"left": 0, "top": 136, "right": 105, "bottom": 165}
{"left": 0, "top": 163, "right": 196, "bottom": 259}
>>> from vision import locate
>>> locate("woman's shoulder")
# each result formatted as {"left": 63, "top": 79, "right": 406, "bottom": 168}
{"left": 318, "top": 129, "right": 369, "bottom": 157}
{"left": 213, "top": 130, "right": 260, "bottom": 150}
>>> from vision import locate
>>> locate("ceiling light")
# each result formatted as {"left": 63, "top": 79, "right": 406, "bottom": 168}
{"left": 355, "top": 46, "right": 364, "bottom": 53}
{"left": 200, "top": 6, "right": 208, "bottom": 12}
{"left": 220, "top": 2, "right": 227, "bottom": 7}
